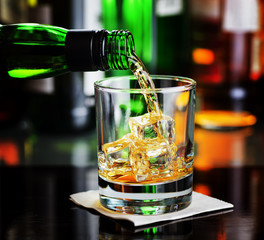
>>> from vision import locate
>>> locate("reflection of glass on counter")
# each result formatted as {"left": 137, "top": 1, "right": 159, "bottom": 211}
{"left": 99, "top": 214, "right": 193, "bottom": 239}
{"left": 0, "top": 141, "right": 19, "bottom": 165}
{"left": 194, "top": 127, "right": 253, "bottom": 170}
{"left": 0, "top": 125, "right": 32, "bottom": 166}
{"left": 0, "top": 125, "right": 97, "bottom": 166}
{"left": 30, "top": 130, "right": 97, "bottom": 166}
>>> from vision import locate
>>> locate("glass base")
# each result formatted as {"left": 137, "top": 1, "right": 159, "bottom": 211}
{"left": 98, "top": 174, "right": 193, "bottom": 215}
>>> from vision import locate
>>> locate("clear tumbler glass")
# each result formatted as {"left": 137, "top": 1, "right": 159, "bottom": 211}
{"left": 95, "top": 75, "right": 196, "bottom": 215}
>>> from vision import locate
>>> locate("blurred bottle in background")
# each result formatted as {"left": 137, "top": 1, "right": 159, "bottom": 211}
{"left": 0, "top": 0, "right": 28, "bottom": 23}
{"left": 255, "top": 0, "right": 264, "bottom": 122}
{"left": 190, "top": 0, "right": 261, "bottom": 129}
{"left": 155, "top": 0, "right": 192, "bottom": 76}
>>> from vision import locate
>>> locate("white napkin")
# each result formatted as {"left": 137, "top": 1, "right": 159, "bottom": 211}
{"left": 70, "top": 190, "right": 233, "bottom": 227}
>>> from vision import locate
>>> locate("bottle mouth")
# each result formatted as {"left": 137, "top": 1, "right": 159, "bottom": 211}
{"left": 107, "top": 30, "right": 135, "bottom": 70}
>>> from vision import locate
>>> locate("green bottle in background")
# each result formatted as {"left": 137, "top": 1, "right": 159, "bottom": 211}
{"left": 0, "top": 23, "right": 135, "bottom": 80}
{"left": 155, "top": 0, "right": 191, "bottom": 76}
{"left": 102, "top": 0, "right": 156, "bottom": 76}
{"left": 101, "top": 0, "right": 191, "bottom": 77}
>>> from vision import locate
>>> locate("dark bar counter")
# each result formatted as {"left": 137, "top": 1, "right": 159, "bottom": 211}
{"left": 1, "top": 122, "right": 264, "bottom": 240}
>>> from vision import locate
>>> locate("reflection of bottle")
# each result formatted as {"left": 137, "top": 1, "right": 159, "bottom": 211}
{"left": 191, "top": 0, "right": 260, "bottom": 129}
{"left": 0, "top": 24, "right": 135, "bottom": 80}
{"left": 194, "top": 127, "right": 252, "bottom": 170}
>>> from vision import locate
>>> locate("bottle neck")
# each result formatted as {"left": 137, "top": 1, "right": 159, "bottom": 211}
{"left": 105, "top": 30, "right": 135, "bottom": 70}
{"left": 65, "top": 30, "right": 135, "bottom": 72}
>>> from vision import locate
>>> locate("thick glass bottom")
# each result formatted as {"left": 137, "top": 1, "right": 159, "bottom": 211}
{"left": 98, "top": 174, "right": 193, "bottom": 215}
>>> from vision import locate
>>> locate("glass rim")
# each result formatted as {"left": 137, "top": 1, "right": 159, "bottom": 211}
{"left": 94, "top": 75, "right": 196, "bottom": 93}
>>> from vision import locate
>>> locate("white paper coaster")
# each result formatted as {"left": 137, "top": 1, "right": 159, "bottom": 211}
{"left": 70, "top": 190, "right": 233, "bottom": 227}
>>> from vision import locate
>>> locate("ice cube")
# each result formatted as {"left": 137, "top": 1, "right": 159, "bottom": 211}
{"left": 129, "top": 113, "right": 158, "bottom": 139}
{"left": 128, "top": 113, "right": 176, "bottom": 143}
{"left": 168, "top": 142, "right": 178, "bottom": 161}
{"left": 129, "top": 139, "right": 151, "bottom": 182}
{"left": 146, "top": 139, "right": 175, "bottom": 177}
{"left": 98, "top": 151, "right": 108, "bottom": 171}
{"left": 147, "top": 140, "right": 169, "bottom": 168}
{"left": 101, "top": 134, "right": 133, "bottom": 179}
{"left": 102, "top": 133, "right": 132, "bottom": 164}
{"left": 103, "top": 134, "right": 131, "bottom": 155}
{"left": 106, "top": 146, "right": 129, "bottom": 162}
{"left": 159, "top": 117, "right": 176, "bottom": 144}
{"left": 107, "top": 160, "right": 133, "bottom": 179}
{"left": 129, "top": 138, "right": 176, "bottom": 181}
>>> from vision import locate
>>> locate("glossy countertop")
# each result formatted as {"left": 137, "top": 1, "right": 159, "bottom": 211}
{"left": 1, "top": 121, "right": 264, "bottom": 240}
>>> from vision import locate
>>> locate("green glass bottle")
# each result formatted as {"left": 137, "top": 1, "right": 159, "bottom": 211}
{"left": 0, "top": 23, "right": 135, "bottom": 80}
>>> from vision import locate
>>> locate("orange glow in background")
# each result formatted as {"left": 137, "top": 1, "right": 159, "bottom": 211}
{"left": 194, "top": 184, "right": 211, "bottom": 196}
{"left": 195, "top": 110, "right": 257, "bottom": 129}
{"left": 193, "top": 48, "right": 215, "bottom": 65}
{"left": 0, "top": 142, "right": 19, "bottom": 165}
